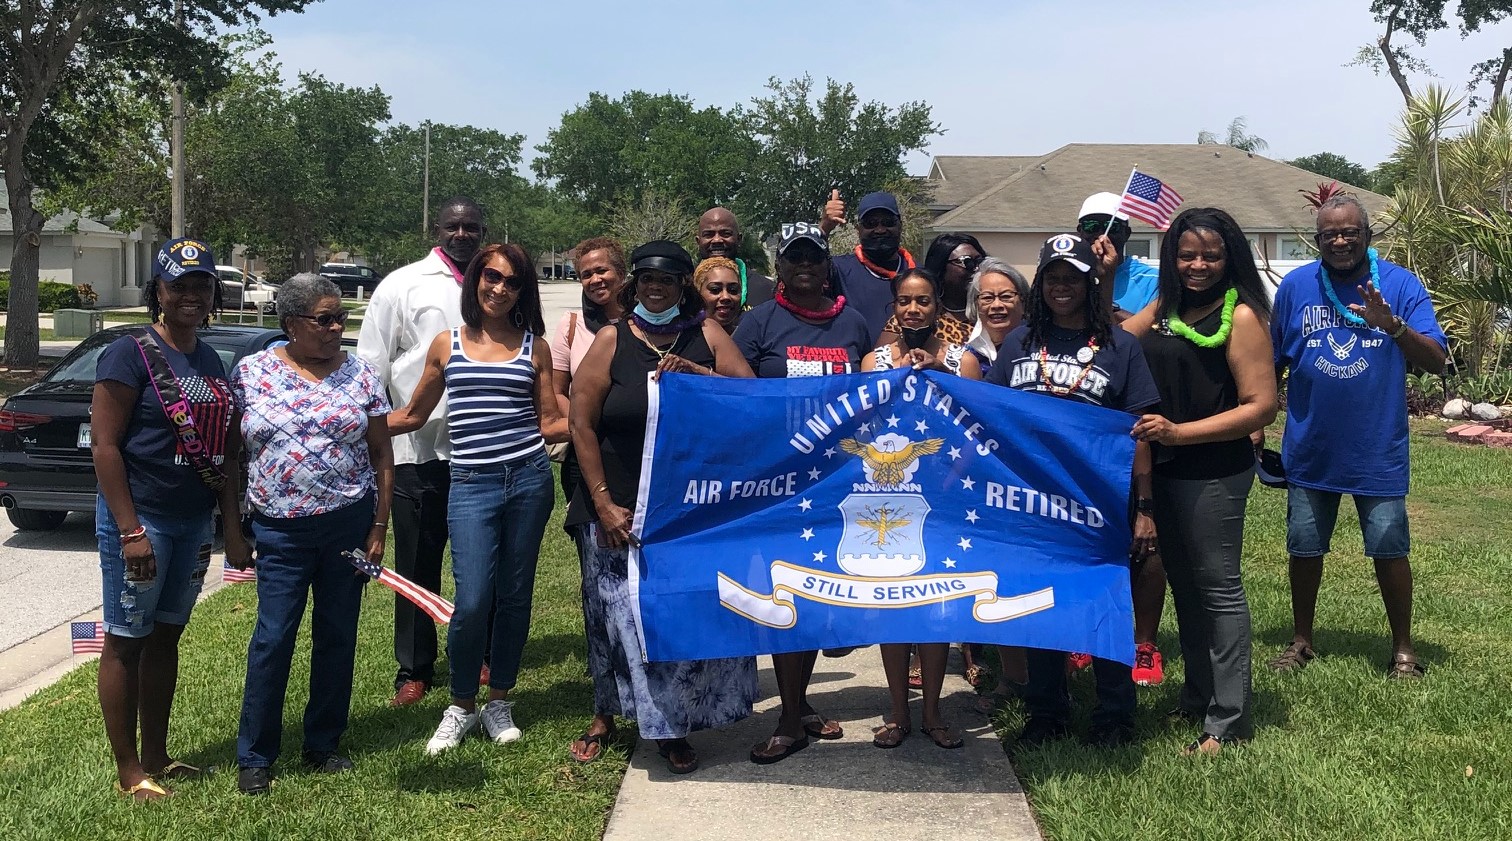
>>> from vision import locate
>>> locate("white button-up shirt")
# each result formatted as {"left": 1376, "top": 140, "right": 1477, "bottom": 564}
{"left": 356, "top": 249, "right": 464, "bottom": 465}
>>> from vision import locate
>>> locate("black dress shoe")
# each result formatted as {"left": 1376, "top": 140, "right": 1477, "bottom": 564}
{"left": 1086, "top": 721, "right": 1136, "bottom": 749}
{"left": 237, "top": 766, "right": 271, "bottom": 795}
{"left": 1015, "top": 717, "right": 1069, "bottom": 750}
{"left": 302, "top": 752, "right": 354, "bottom": 774}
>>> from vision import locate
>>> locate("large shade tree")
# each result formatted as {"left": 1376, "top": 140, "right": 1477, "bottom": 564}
{"left": 1, "top": 0, "right": 315, "bottom": 366}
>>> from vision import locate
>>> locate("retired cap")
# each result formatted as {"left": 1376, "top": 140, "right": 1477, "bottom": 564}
{"left": 856, "top": 191, "right": 900, "bottom": 221}
{"left": 155, "top": 237, "right": 217, "bottom": 281}
{"left": 630, "top": 240, "right": 694, "bottom": 277}
{"left": 1036, "top": 233, "right": 1096, "bottom": 276}
{"left": 1077, "top": 191, "right": 1130, "bottom": 221}
{"left": 777, "top": 221, "right": 828, "bottom": 256}
{"left": 1255, "top": 448, "right": 1287, "bottom": 489}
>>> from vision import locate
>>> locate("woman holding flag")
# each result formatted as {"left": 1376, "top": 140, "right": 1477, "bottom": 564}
{"left": 985, "top": 233, "right": 1160, "bottom": 749}
{"left": 567, "top": 240, "right": 757, "bottom": 774}
{"left": 1120, "top": 207, "right": 1276, "bottom": 755}
{"left": 387, "top": 243, "right": 568, "bottom": 756}
{"left": 230, "top": 273, "right": 394, "bottom": 794}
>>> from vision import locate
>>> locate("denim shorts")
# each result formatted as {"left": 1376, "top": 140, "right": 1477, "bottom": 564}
{"left": 97, "top": 495, "right": 214, "bottom": 638}
{"left": 1285, "top": 486, "right": 1411, "bottom": 560}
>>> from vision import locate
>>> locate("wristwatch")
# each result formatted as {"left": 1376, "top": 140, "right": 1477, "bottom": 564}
{"left": 1135, "top": 498, "right": 1155, "bottom": 515}
{"left": 1390, "top": 316, "right": 1408, "bottom": 339}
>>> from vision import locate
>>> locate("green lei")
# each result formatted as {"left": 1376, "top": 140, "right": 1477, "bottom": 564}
{"left": 734, "top": 257, "right": 749, "bottom": 308}
{"left": 1164, "top": 288, "right": 1239, "bottom": 348}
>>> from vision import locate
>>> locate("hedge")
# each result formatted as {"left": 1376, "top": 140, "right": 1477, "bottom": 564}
{"left": 0, "top": 278, "right": 86, "bottom": 312}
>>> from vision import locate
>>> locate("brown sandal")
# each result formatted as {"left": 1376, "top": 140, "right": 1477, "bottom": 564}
{"left": 872, "top": 721, "right": 910, "bottom": 748}
{"left": 1267, "top": 641, "right": 1316, "bottom": 673}
{"left": 749, "top": 733, "right": 809, "bottom": 764}
{"left": 801, "top": 713, "right": 844, "bottom": 740}
{"left": 922, "top": 724, "right": 964, "bottom": 749}
{"left": 1388, "top": 652, "right": 1426, "bottom": 679}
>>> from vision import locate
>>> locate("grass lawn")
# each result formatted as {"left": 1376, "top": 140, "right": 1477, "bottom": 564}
{"left": 0, "top": 477, "right": 626, "bottom": 841}
{"left": 0, "top": 327, "right": 56, "bottom": 341}
{"left": 1001, "top": 418, "right": 1512, "bottom": 841}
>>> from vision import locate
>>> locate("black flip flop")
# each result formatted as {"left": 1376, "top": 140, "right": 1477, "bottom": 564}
{"left": 656, "top": 739, "right": 699, "bottom": 774}
{"left": 749, "top": 734, "right": 809, "bottom": 765}
{"left": 570, "top": 730, "right": 615, "bottom": 764}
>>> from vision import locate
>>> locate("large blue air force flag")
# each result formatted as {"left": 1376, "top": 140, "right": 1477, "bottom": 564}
{"left": 630, "top": 368, "right": 1137, "bottom": 665}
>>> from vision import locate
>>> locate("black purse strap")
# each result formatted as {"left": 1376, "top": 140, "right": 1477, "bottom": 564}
{"left": 130, "top": 328, "right": 226, "bottom": 492}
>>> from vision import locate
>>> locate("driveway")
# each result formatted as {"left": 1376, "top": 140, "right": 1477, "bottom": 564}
{"left": 0, "top": 512, "right": 103, "bottom": 653}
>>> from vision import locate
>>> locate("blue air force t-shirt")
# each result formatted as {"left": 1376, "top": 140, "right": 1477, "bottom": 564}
{"left": 732, "top": 299, "right": 873, "bottom": 379}
{"left": 1273, "top": 259, "right": 1446, "bottom": 497}
{"left": 95, "top": 333, "right": 234, "bottom": 517}
{"left": 1114, "top": 257, "right": 1160, "bottom": 314}
{"left": 829, "top": 253, "right": 902, "bottom": 344}
{"left": 987, "top": 324, "right": 1161, "bottom": 415}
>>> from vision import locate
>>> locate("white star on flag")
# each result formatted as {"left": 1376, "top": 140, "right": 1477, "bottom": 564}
{"left": 943, "top": 558, "right": 957, "bottom": 569}
{"left": 800, "top": 528, "right": 815, "bottom": 541}
{"left": 915, "top": 420, "right": 930, "bottom": 433}
{"left": 961, "top": 476, "right": 976, "bottom": 490}
{"left": 807, "top": 467, "right": 822, "bottom": 480}
{"left": 857, "top": 421, "right": 871, "bottom": 435}
{"left": 965, "top": 509, "right": 980, "bottom": 523}
{"left": 813, "top": 551, "right": 828, "bottom": 563}
{"left": 798, "top": 498, "right": 813, "bottom": 511}
{"left": 824, "top": 447, "right": 836, "bottom": 459}
{"left": 886, "top": 414, "right": 900, "bottom": 428}
{"left": 957, "top": 537, "right": 973, "bottom": 551}
{"left": 948, "top": 446, "right": 962, "bottom": 461}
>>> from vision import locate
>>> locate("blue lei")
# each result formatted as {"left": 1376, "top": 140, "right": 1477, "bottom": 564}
{"left": 1320, "top": 247, "right": 1377, "bottom": 329}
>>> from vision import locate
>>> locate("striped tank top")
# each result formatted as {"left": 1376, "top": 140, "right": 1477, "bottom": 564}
{"left": 444, "top": 327, "right": 544, "bottom": 467}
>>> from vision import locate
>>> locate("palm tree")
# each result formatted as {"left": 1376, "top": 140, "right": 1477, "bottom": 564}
{"left": 1197, "top": 116, "right": 1270, "bottom": 154}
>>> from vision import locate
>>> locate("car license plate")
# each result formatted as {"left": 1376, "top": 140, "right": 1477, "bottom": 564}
{"left": 77, "top": 423, "right": 91, "bottom": 448}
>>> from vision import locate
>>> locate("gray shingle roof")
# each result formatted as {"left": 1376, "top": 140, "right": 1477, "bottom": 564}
{"left": 927, "top": 156, "right": 1042, "bottom": 209}
{"left": 0, "top": 206, "right": 116, "bottom": 235}
{"left": 929, "top": 144, "right": 1391, "bottom": 233}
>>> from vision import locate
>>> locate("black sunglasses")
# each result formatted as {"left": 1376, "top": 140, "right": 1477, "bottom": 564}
{"left": 482, "top": 267, "right": 524, "bottom": 290}
{"left": 294, "top": 311, "right": 349, "bottom": 328}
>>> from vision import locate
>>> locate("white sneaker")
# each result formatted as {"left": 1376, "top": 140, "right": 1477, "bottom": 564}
{"left": 479, "top": 699, "right": 522, "bottom": 744}
{"left": 425, "top": 705, "right": 478, "bottom": 755}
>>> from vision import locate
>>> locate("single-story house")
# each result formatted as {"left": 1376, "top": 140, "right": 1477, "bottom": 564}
{"left": 926, "top": 144, "right": 1392, "bottom": 278}
{"left": 0, "top": 206, "right": 158, "bottom": 307}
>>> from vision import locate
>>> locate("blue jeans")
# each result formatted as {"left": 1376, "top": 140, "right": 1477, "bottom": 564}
{"left": 236, "top": 495, "right": 372, "bottom": 768}
{"left": 446, "top": 451, "right": 554, "bottom": 699}
{"left": 97, "top": 495, "right": 213, "bottom": 638}
{"left": 1286, "top": 486, "right": 1411, "bottom": 559}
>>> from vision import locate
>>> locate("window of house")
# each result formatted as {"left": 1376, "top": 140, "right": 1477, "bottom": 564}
{"left": 1125, "top": 237, "right": 1155, "bottom": 259}
{"left": 1277, "top": 236, "right": 1314, "bottom": 260}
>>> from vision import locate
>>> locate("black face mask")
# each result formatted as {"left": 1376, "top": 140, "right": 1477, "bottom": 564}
{"left": 1181, "top": 283, "right": 1229, "bottom": 309}
{"left": 901, "top": 324, "right": 936, "bottom": 350}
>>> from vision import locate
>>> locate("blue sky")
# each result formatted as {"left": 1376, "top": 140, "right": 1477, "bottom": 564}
{"left": 258, "top": 0, "right": 1511, "bottom": 175}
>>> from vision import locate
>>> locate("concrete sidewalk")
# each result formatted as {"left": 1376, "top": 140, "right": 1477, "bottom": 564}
{"left": 603, "top": 648, "right": 1042, "bottom": 841}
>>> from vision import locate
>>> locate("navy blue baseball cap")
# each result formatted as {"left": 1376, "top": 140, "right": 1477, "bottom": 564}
{"left": 857, "top": 192, "right": 901, "bottom": 221}
{"left": 155, "top": 237, "right": 218, "bottom": 281}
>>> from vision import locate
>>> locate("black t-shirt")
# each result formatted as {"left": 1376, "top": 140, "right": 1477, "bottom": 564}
{"left": 743, "top": 265, "right": 775, "bottom": 308}
{"left": 564, "top": 322, "right": 714, "bottom": 528}
{"left": 987, "top": 323, "right": 1160, "bottom": 414}
{"left": 1141, "top": 307, "right": 1253, "bottom": 479}
{"left": 95, "top": 332, "right": 233, "bottom": 517}
{"left": 731, "top": 300, "right": 872, "bottom": 379}
{"left": 830, "top": 253, "right": 900, "bottom": 344}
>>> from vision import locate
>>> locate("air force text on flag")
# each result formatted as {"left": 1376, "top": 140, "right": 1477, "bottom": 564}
{"left": 630, "top": 368, "right": 1138, "bottom": 666}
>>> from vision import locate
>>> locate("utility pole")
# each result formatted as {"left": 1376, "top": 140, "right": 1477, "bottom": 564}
{"left": 169, "top": 0, "right": 186, "bottom": 237}
{"left": 421, "top": 122, "right": 431, "bottom": 234}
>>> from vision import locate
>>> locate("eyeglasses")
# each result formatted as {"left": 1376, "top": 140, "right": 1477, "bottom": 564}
{"left": 976, "top": 292, "right": 1020, "bottom": 305}
{"left": 294, "top": 311, "right": 349, "bottom": 328}
{"left": 482, "top": 267, "right": 524, "bottom": 290}
{"left": 948, "top": 256, "right": 983, "bottom": 271}
{"left": 1315, "top": 228, "right": 1365, "bottom": 244}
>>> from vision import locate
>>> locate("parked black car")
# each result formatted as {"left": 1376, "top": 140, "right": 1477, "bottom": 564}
{"left": 318, "top": 263, "right": 382, "bottom": 297}
{"left": 0, "top": 325, "right": 288, "bottom": 531}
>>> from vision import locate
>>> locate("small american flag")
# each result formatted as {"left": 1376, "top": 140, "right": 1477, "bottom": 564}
{"left": 1117, "top": 170, "right": 1184, "bottom": 230}
{"left": 71, "top": 621, "right": 104, "bottom": 655}
{"left": 223, "top": 561, "right": 256, "bottom": 584}
{"left": 346, "top": 550, "right": 455, "bottom": 624}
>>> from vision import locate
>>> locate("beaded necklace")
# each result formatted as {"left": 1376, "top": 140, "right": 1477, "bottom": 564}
{"left": 1163, "top": 288, "right": 1240, "bottom": 348}
{"left": 776, "top": 285, "right": 846, "bottom": 320}
{"left": 1037, "top": 335, "right": 1100, "bottom": 396}
{"left": 1320, "top": 248, "right": 1378, "bottom": 329}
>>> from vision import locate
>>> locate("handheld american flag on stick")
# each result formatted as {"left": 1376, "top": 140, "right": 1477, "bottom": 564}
{"left": 346, "top": 550, "right": 455, "bottom": 624}
{"left": 71, "top": 621, "right": 104, "bottom": 655}
{"left": 1117, "top": 169, "right": 1184, "bottom": 230}
{"left": 223, "top": 560, "right": 256, "bottom": 583}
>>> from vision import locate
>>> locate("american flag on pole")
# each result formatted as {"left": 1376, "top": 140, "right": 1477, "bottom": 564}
{"left": 71, "top": 621, "right": 104, "bottom": 655}
{"left": 223, "top": 561, "right": 256, "bottom": 584}
{"left": 346, "top": 550, "right": 455, "bottom": 624}
{"left": 1117, "top": 170, "right": 1184, "bottom": 230}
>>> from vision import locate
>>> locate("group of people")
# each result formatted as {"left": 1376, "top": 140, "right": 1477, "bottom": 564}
{"left": 90, "top": 182, "right": 1446, "bottom": 798}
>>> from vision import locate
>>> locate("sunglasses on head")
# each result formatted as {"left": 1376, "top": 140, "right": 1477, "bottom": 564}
{"left": 295, "top": 311, "right": 350, "bottom": 328}
{"left": 482, "top": 267, "right": 524, "bottom": 290}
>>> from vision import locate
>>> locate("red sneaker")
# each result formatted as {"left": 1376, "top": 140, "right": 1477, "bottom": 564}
{"left": 1067, "top": 652, "right": 1092, "bottom": 672}
{"left": 1132, "top": 642, "right": 1164, "bottom": 687}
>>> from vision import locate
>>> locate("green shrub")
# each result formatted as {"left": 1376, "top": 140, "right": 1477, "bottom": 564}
{"left": 0, "top": 278, "right": 84, "bottom": 311}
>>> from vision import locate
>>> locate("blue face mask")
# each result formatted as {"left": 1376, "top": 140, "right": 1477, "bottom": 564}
{"left": 633, "top": 301, "right": 680, "bottom": 325}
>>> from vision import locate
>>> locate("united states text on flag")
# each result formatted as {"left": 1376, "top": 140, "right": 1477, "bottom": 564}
{"left": 347, "top": 551, "right": 455, "bottom": 624}
{"left": 223, "top": 561, "right": 256, "bottom": 583}
{"left": 1117, "top": 171, "right": 1184, "bottom": 230}
{"left": 71, "top": 621, "right": 104, "bottom": 655}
